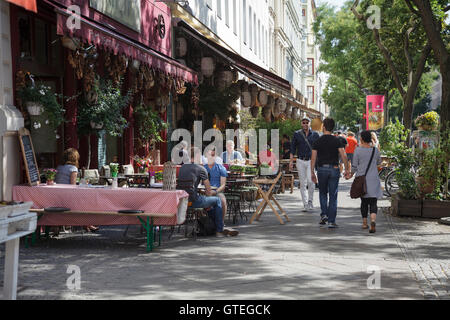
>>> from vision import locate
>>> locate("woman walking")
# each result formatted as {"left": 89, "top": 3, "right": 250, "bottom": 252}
{"left": 348, "top": 131, "right": 382, "bottom": 233}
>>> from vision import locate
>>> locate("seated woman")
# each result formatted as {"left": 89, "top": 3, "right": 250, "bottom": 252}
{"left": 55, "top": 148, "right": 99, "bottom": 233}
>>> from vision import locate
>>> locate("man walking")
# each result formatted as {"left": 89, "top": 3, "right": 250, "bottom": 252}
{"left": 289, "top": 116, "right": 320, "bottom": 211}
{"left": 311, "top": 118, "right": 350, "bottom": 228}
{"left": 345, "top": 131, "right": 358, "bottom": 168}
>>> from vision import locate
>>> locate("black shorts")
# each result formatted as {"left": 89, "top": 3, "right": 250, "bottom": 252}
{"left": 360, "top": 197, "right": 378, "bottom": 217}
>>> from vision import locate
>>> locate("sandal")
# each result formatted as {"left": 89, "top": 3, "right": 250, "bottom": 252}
{"left": 369, "top": 222, "right": 376, "bottom": 233}
{"left": 362, "top": 224, "right": 369, "bottom": 229}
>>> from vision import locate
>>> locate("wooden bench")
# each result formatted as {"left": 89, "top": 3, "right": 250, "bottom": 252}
{"left": 29, "top": 209, "right": 177, "bottom": 252}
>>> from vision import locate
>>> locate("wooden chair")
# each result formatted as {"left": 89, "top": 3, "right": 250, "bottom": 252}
{"left": 250, "top": 171, "right": 290, "bottom": 225}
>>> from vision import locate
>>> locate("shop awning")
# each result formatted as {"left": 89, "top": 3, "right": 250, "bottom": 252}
{"left": 6, "top": 0, "right": 37, "bottom": 12}
{"left": 49, "top": 3, "right": 197, "bottom": 84}
{"left": 177, "top": 20, "right": 291, "bottom": 94}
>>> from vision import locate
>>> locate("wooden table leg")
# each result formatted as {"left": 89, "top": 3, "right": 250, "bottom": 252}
{"left": 260, "top": 190, "right": 285, "bottom": 225}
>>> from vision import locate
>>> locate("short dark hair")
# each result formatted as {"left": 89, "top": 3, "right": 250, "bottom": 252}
{"left": 283, "top": 134, "right": 289, "bottom": 140}
{"left": 323, "top": 118, "right": 335, "bottom": 132}
{"left": 360, "top": 130, "right": 372, "bottom": 144}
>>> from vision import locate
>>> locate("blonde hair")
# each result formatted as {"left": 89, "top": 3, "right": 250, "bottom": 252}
{"left": 64, "top": 148, "right": 80, "bottom": 168}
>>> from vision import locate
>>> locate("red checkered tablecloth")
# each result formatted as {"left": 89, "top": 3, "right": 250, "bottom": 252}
{"left": 12, "top": 184, "right": 189, "bottom": 226}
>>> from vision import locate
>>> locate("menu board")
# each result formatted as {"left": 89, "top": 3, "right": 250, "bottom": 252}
{"left": 18, "top": 128, "right": 40, "bottom": 186}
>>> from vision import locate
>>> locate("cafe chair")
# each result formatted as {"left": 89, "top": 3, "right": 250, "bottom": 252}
{"left": 99, "top": 165, "right": 112, "bottom": 185}
{"left": 163, "top": 161, "right": 177, "bottom": 191}
{"left": 122, "top": 164, "right": 134, "bottom": 175}
{"left": 175, "top": 179, "right": 205, "bottom": 240}
{"left": 82, "top": 169, "right": 100, "bottom": 185}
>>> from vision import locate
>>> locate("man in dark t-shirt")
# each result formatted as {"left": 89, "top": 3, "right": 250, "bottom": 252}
{"left": 311, "top": 118, "right": 350, "bottom": 228}
{"left": 178, "top": 147, "right": 238, "bottom": 237}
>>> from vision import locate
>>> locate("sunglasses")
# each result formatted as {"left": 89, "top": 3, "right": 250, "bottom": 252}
{"left": 302, "top": 122, "right": 309, "bottom": 124}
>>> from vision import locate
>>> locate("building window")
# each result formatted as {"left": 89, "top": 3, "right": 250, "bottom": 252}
{"left": 302, "top": 9, "right": 306, "bottom": 16}
{"left": 308, "top": 58, "right": 314, "bottom": 75}
{"left": 253, "top": 13, "right": 256, "bottom": 54}
{"left": 225, "top": 0, "right": 229, "bottom": 26}
{"left": 233, "top": 0, "right": 237, "bottom": 34}
{"left": 243, "top": 0, "right": 247, "bottom": 43}
{"left": 307, "top": 86, "right": 315, "bottom": 104}
{"left": 217, "top": 0, "right": 222, "bottom": 19}
{"left": 249, "top": 7, "right": 252, "bottom": 50}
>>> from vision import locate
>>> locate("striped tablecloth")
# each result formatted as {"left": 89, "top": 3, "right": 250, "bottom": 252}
{"left": 12, "top": 184, "right": 188, "bottom": 226}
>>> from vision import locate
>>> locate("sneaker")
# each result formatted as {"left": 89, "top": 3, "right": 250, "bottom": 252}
{"left": 319, "top": 216, "right": 328, "bottom": 225}
{"left": 216, "top": 232, "right": 227, "bottom": 238}
{"left": 302, "top": 205, "right": 309, "bottom": 212}
{"left": 328, "top": 222, "right": 338, "bottom": 229}
{"left": 223, "top": 228, "right": 239, "bottom": 236}
{"left": 308, "top": 202, "right": 314, "bottom": 210}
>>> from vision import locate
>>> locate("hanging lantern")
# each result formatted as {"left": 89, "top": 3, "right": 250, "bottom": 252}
{"left": 250, "top": 106, "right": 259, "bottom": 118}
{"left": 272, "top": 103, "right": 281, "bottom": 118}
{"left": 285, "top": 103, "right": 292, "bottom": 115}
{"left": 267, "top": 96, "right": 275, "bottom": 109}
{"left": 239, "top": 80, "right": 249, "bottom": 92}
{"left": 176, "top": 37, "right": 188, "bottom": 57}
{"left": 262, "top": 106, "right": 272, "bottom": 122}
{"left": 201, "top": 57, "right": 215, "bottom": 77}
{"left": 258, "top": 90, "right": 268, "bottom": 106}
{"left": 232, "top": 69, "right": 239, "bottom": 82}
{"left": 241, "top": 92, "right": 252, "bottom": 107}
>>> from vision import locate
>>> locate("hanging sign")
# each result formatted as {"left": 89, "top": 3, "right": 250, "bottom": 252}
{"left": 90, "top": 0, "right": 141, "bottom": 32}
{"left": 366, "top": 95, "right": 385, "bottom": 130}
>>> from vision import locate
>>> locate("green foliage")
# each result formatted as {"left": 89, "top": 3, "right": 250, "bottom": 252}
{"left": 254, "top": 116, "right": 301, "bottom": 150}
{"left": 134, "top": 103, "right": 168, "bottom": 146}
{"left": 229, "top": 165, "right": 245, "bottom": 172}
{"left": 17, "top": 83, "right": 66, "bottom": 128}
{"left": 198, "top": 83, "right": 240, "bottom": 126}
{"left": 77, "top": 78, "right": 131, "bottom": 137}
{"left": 380, "top": 120, "right": 419, "bottom": 199}
{"left": 379, "top": 119, "right": 409, "bottom": 156}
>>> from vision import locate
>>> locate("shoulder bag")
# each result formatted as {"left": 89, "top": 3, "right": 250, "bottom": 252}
{"left": 350, "top": 147, "right": 375, "bottom": 199}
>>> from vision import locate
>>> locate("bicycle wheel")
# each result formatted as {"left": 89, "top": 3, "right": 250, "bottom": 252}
{"left": 379, "top": 167, "right": 390, "bottom": 181}
{"left": 385, "top": 170, "right": 399, "bottom": 197}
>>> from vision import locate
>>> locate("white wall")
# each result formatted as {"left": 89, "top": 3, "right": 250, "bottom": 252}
{"left": 0, "top": 0, "right": 25, "bottom": 201}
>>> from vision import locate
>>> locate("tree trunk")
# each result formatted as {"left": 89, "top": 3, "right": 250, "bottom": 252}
{"left": 409, "top": 0, "right": 450, "bottom": 132}
{"left": 441, "top": 63, "right": 450, "bottom": 131}
{"left": 402, "top": 91, "right": 415, "bottom": 136}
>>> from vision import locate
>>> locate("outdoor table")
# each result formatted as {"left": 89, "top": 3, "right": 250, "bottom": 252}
{"left": 12, "top": 184, "right": 189, "bottom": 252}
{"left": 249, "top": 172, "right": 290, "bottom": 225}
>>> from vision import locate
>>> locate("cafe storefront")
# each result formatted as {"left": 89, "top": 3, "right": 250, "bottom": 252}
{"left": 10, "top": 0, "right": 197, "bottom": 177}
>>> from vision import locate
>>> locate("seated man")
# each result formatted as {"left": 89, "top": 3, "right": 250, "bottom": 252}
{"left": 204, "top": 149, "right": 228, "bottom": 222}
{"left": 179, "top": 147, "right": 238, "bottom": 237}
{"left": 222, "top": 140, "right": 244, "bottom": 165}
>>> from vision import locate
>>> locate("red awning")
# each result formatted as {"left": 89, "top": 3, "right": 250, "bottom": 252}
{"left": 6, "top": 0, "right": 37, "bottom": 12}
{"left": 54, "top": 7, "right": 197, "bottom": 84}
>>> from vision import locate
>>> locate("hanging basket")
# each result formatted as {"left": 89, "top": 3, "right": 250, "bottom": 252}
{"left": 26, "top": 102, "right": 44, "bottom": 116}
{"left": 262, "top": 106, "right": 272, "bottom": 121}
{"left": 239, "top": 80, "right": 249, "bottom": 92}
{"left": 272, "top": 103, "right": 281, "bottom": 118}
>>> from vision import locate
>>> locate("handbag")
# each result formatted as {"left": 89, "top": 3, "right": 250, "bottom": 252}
{"left": 350, "top": 147, "right": 375, "bottom": 199}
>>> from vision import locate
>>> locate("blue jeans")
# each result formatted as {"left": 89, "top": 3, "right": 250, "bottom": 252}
{"left": 317, "top": 167, "right": 340, "bottom": 223}
{"left": 191, "top": 196, "right": 224, "bottom": 232}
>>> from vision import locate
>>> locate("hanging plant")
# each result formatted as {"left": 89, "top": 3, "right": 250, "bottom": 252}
{"left": 134, "top": 100, "right": 169, "bottom": 147}
{"left": 16, "top": 72, "right": 68, "bottom": 128}
{"left": 77, "top": 77, "right": 131, "bottom": 137}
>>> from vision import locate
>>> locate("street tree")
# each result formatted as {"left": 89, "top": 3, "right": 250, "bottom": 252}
{"left": 403, "top": 0, "right": 450, "bottom": 132}
{"left": 351, "top": 0, "right": 432, "bottom": 135}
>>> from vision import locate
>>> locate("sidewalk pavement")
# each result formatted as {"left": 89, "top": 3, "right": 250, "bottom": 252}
{"left": 1, "top": 179, "right": 448, "bottom": 300}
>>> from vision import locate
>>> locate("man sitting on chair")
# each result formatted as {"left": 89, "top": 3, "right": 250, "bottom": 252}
{"left": 204, "top": 148, "right": 228, "bottom": 223}
{"left": 179, "top": 147, "right": 238, "bottom": 237}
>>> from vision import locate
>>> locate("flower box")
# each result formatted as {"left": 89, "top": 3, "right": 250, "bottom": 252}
{"left": 422, "top": 200, "right": 450, "bottom": 219}
{"left": 391, "top": 195, "right": 422, "bottom": 217}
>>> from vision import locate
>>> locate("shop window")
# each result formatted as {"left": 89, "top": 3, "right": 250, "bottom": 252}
{"left": 308, "top": 58, "right": 314, "bottom": 75}
{"left": 35, "top": 18, "right": 49, "bottom": 65}
{"left": 307, "top": 86, "right": 314, "bottom": 104}
{"left": 18, "top": 15, "right": 32, "bottom": 60}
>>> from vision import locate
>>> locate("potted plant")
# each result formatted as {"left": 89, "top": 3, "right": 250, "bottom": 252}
{"left": 16, "top": 73, "right": 66, "bottom": 128}
{"left": 77, "top": 77, "right": 131, "bottom": 168}
{"left": 109, "top": 163, "right": 119, "bottom": 178}
{"left": 229, "top": 165, "right": 245, "bottom": 176}
{"left": 421, "top": 125, "right": 450, "bottom": 218}
{"left": 381, "top": 121, "right": 421, "bottom": 217}
{"left": 134, "top": 101, "right": 168, "bottom": 148}
{"left": 415, "top": 111, "right": 439, "bottom": 131}
{"left": 134, "top": 155, "right": 153, "bottom": 173}
{"left": 153, "top": 171, "right": 163, "bottom": 183}
{"left": 43, "top": 168, "right": 57, "bottom": 185}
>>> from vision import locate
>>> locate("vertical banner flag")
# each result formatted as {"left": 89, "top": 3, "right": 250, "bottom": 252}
{"left": 5, "top": 0, "right": 37, "bottom": 12}
{"left": 366, "top": 95, "right": 384, "bottom": 130}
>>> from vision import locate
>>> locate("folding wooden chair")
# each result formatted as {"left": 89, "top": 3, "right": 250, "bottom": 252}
{"left": 249, "top": 171, "right": 290, "bottom": 225}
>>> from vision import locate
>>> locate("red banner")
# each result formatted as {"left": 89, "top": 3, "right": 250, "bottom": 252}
{"left": 6, "top": 0, "right": 37, "bottom": 12}
{"left": 366, "top": 95, "right": 385, "bottom": 130}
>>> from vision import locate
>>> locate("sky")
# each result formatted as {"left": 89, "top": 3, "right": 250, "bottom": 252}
{"left": 316, "top": 0, "right": 346, "bottom": 9}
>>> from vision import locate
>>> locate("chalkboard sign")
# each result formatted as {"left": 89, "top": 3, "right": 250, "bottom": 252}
{"left": 18, "top": 128, "right": 40, "bottom": 186}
